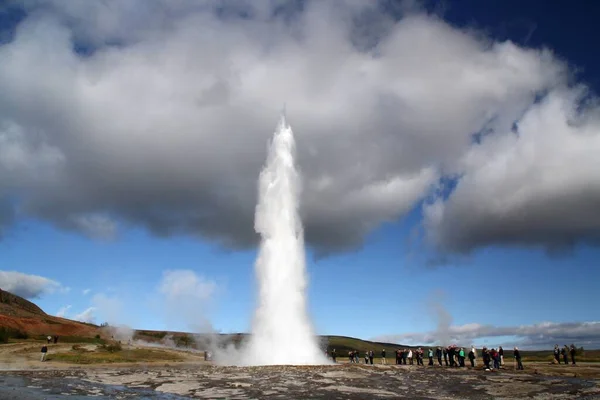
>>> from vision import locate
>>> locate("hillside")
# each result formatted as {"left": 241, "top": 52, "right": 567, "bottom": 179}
{"left": 0, "top": 288, "right": 46, "bottom": 317}
{"left": 0, "top": 288, "right": 99, "bottom": 338}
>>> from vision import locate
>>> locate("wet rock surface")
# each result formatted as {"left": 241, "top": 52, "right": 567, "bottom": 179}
{"left": 1, "top": 364, "right": 599, "bottom": 399}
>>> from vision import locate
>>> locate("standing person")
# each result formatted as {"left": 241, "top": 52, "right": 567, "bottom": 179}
{"left": 470, "top": 346, "right": 477, "bottom": 367}
{"left": 381, "top": 349, "right": 386, "bottom": 365}
{"left": 355, "top": 351, "right": 360, "bottom": 364}
{"left": 483, "top": 347, "right": 491, "bottom": 370}
{"left": 40, "top": 345, "right": 48, "bottom": 362}
{"left": 369, "top": 350, "right": 374, "bottom": 365}
{"left": 436, "top": 347, "right": 442, "bottom": 366}
{"left": 492, "top": 349, "right": 500, "bottom": 369}
{"left": 443, "top": 347, "right": 448, "bottom": 366}
{"left": 468, "top": 348, "right": 475, "bottom": 367}
{"left": 562, "top": 345, "right": 569, "bottom": 365}
{"left": 331, "top": 349, "right": 337, "bottom": 363}
{"left": 47, "top": 336, "right": 51, "bottom": 344}
{"left": 498, "top": 346, "right": 504, "bottom": 367}
{"left": 408, "top": 349, "right": 413, "bottom": 365}
{"left": 554, "top": 345, "right": 561, "bottom": 364}
{"left": 570, "top": 344, "right": 576, "bottom": 365}
{"left": 364, "top": 352, "right": 369, "bottom": 364}
{"left": 428, "top": 348, "right": 434, "bottom": 366}
{"left": 459, "top": 347, "right": 465, "bottom": 367}
{"left": 514, "top": 347, "right": 524, "bottom": 370}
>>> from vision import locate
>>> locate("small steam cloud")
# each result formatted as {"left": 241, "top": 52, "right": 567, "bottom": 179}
{"left": 73, "top": 306, "right": 96, "bottom": 323}
{"left": 55, "top": 304, "right": 72, "bottom": 318}
{"left": 157, "top": 269, "right": 217, "bottom": 333}
{"left": 91, "top": 293, "right": 124, "bottom": 324}
{"left": 427, "top": 290, "right": 453, "bottom": 346}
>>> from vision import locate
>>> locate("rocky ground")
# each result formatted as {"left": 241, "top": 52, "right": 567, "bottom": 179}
{"left": 1, "top": 362, "right": 600, "bottom": 399}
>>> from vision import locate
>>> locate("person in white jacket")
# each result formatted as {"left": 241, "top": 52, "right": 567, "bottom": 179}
{"left": 471, "top": 346, "right": 477, "bottom": 367}
{"left": 408, "top": 349, "right": 413, "bottom": 365}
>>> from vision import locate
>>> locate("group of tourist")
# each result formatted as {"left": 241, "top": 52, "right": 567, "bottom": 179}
{"left": 340, "top": 350, "right": 377, "bottom": 364}
{"left": 391, "top": 346, "right": 472, "bottom": 367}
{"left": 327, "top": 343, "right": 579, "bottom": 371}
{"left": 554, "top": 344, "right": 577, "bottom": 365}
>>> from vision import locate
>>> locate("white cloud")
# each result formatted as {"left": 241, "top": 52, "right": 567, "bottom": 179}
{"left": 0, "top": 1, "right": 597, "bottom": 255}
{"left": 55, "top": 304, "right": 71, "bottom": 317}
{"left": 82, "top": 288, "right": 91, "bottom": 295}
{"left": 423, "top": 87, "right": 600, "bottom": 253}
{"left": 0, "top": 270, "right": 63, "bottom": 299}
{"left": 73, "top": 306, "right": 96, "bottom": 323}
{"left": 373, "top": 321, "right": 600, "bottom": 350}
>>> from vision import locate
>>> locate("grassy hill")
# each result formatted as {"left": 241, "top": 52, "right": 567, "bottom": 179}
{"left": 0, "top": 288, "right": 100, "bottom": 342}
{"left": 0, "top": 289, "right": 46, "bottom": 316}
{"left": 321, "top": 335, "right": 410, "bottom": 356}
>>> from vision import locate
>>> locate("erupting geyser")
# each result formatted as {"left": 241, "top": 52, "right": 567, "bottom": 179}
{"left": 242, "top": 114, "right": 327, "bottom": 365}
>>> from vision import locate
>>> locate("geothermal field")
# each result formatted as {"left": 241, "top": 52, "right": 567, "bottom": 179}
{"left": 1, "top": 118, "right": 600, "bottom": 399}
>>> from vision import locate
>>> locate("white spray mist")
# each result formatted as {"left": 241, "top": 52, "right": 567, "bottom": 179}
{"left": 241, "top": 114, "right": 327, "bottom": 365}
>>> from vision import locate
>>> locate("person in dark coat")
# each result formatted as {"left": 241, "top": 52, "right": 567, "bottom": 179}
{"left": 562, "top": 345, "right": 569, "bottom": 364}
{"left": 448, "top": 347, "right": 455, "bottom": 367}
{"left": 436, "top": 347, "right": 442, "bottom": 366}
{"left": 554, "top": 345, "right": 561, "bottom": 364}
{"left": 468, "top": 348, "right": 475, "bottom": 367}
{"left": 570, "top": 344, "right": 576, "bottom": 365}
{"left": 40, "top": 345, "right": 48, "bottom": 362}
{"left": 482, "top": 347, "right": 491, "bottom": 370}
{"left": 514, "top": 347, "right": 524, "bottom": 370}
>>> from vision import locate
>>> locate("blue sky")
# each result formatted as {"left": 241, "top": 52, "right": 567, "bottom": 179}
{"left": 1, "top": 0, "right": 599, "bottom": 349}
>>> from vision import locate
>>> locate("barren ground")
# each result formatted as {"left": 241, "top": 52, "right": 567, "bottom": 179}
{"left": 1, "top": 342, "right": 599, "bottom": 399}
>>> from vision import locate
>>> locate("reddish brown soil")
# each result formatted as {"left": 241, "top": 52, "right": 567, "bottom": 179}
{"left": 0, "top": 314, "right": 99, "bottom": 337}
{"left": 0, "top": 288, "right": 100, "bottom": 338}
